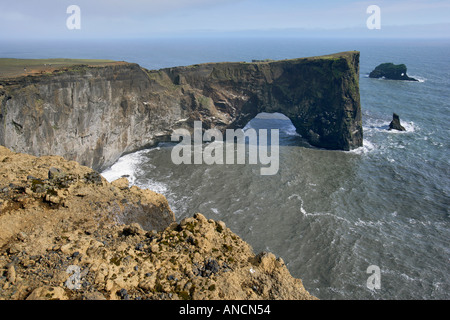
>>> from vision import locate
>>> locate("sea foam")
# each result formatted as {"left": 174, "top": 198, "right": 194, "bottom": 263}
{"left": 101, "top": 150, "right": 147, "bottom": 184}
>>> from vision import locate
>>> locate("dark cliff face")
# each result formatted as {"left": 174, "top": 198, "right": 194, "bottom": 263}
{"left": 369, "top": 63, "right": 418, "bottom": 81}
{"left": 0, "top": 52, "right": 362, "bottom": 171}
{"left": 0, "top": 63, "right": 175, "bottom": 171}
{"left": 158, "top": 51, "right": 362, "bottom": 151}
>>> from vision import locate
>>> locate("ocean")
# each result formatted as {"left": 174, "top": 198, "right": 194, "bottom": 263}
{"left": 2, "top": 37, "right": 449, "bottom": 299}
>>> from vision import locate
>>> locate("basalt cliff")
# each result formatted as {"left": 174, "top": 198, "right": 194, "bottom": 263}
{"left": 0, "top": 52, "right": 362, "bottom": 172}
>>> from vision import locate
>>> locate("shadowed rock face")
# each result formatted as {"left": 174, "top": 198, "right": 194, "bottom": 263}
{"left": 389, "top": 113, "right": 406, "bottom": 131}
{"left": 0, "top": 52, "right": 362, "bottom": 171}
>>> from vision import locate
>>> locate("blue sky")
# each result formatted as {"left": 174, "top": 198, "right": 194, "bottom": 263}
{"left": 1, "top": 0, "right": 449, "bottom": 39}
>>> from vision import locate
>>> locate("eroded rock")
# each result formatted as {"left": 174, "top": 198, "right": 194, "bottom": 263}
{"left": 369, "top": 63, "right": 418, "bottom": 81}
{"left": 389, "top": 113, "right": 406, "bottom": 131}
{"left": 0, "top": 146, "right": 316, "bottom": 300}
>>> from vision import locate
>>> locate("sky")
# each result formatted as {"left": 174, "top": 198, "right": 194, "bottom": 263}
{"left": 0, "top": 0, "right": 449, "bottom": 39}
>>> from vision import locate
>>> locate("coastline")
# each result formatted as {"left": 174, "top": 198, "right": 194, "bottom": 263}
{"left": 0, "top": 53, "right": 362, "bottom": 172}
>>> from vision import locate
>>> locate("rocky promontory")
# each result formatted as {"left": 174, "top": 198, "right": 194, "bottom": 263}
{"left": 1, "top": 52, "right": 362, "bottom": 172}
{"left": 0, "top": 146, "right": 316, "bottom": 300}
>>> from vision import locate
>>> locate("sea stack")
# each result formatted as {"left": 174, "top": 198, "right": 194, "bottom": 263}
{"left": 389, "top": 113, "right": 406, "bottom": 131}
{"left": 369, "top": 63, "right": 418, "bottom": 81}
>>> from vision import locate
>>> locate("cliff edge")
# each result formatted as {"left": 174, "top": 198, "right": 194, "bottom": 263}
{"left": 1, "top": 52, "right": 362, "bottom": 171}
{"left": 0, "top": 146, "right": 316, "bottom": 300}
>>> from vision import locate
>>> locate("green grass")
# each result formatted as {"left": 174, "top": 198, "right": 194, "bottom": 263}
{"left": 0, "top": 58, "right": 118, "bottom": 79}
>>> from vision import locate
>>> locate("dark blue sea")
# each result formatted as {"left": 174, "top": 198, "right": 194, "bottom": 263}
{"left": 2, "top": 37, "right": 449, "bottom": 299}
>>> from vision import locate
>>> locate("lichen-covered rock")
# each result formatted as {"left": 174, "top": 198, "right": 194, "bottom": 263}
{"left": 0, "top": 146, "right": 175, "bottom": 251}
{"left": 0, "top": 147, "right": 316, "bottom": 300}
{"left": 26, "top": 286, "right": 69, "bottom": 300}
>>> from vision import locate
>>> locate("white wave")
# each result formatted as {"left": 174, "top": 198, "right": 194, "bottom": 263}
{"left": 302, "top": 210, "right": 351, "bottom": 224}
{"left": 354, "top": 218, "right": 384, "bottom": 228}
{"left": 288, "top": 193, "right": 350, "bottom": 223}
{"left": 349, "top": 139, "right": 376, "bottom": 155}
{"left": 367, "top": 74, "right": 425, "bottom": 83}
{"left": 403, "top": 121, "right": 416, "bottom": 132}
{"left": 387, "top": 121, "right": 416, "bottom": 134}
{"left": 287, "top": 194, "right": 301, "bottom": 201}
{"left": 300, "top": 204, "right": 307, "bottom": 215}
{"left": 101, "top": 150, "right": 147, "bottom": 184}
{"left": 140, "top": 179, "right": 169, "bottom": 195}
{"left": 287, "top": 194, "right": 307, "bottom": 214}
{"left": 364, "top": 120, "right": 416, "bottom": 134}
{"left": 400, "top": 273, "right": 417, "bottom": 282}
{"left": 408, "top": 75, "right": 426, "bottom": 83}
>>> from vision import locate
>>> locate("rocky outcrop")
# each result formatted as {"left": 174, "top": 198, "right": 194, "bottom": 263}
{"left": 369, "top": 63, "right": 418, "bottom": 81}
{"left": 0, "top": 63, "right": 163, "bottom": 172}
{"left": 1, "top": 52, "right": 362, "bottom": 171}
{"left": 0, "top": 145, "right": 175, "bottom": 247}
{"left": 0, "top": 146, "right": 316, "bottom": 300}
{"left": 389, "top": 113, "right": 406, "bottom": 131}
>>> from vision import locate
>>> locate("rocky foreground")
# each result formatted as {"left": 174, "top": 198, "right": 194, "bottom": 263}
{"left": 0, "top": 146, "right": 316, "bottom": 300}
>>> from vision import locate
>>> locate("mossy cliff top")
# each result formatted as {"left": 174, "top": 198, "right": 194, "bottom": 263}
{"left": 0, "top": 58, "right": 123, "bottom": 80}
{"left": 0, "top": 146, "right": 316, "bottom": 300}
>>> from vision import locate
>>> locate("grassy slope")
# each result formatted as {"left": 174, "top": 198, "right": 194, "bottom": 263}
{"left": 0, "top": 58, "right": 120, "bottom": 79}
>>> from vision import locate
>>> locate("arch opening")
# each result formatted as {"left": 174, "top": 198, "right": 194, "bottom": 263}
{"left": 242, "top": 112, "right": 312, "bottom": 147}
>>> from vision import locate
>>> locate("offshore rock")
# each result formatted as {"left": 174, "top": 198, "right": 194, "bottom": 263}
{"left": 389, "top": 113, "right": 406, "bottom": 131}
{"left": 369, "top": 63, "right": 418, "bottom": 81}
{"left": 0, "top": 52, "right": 362, "bottom": 171}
